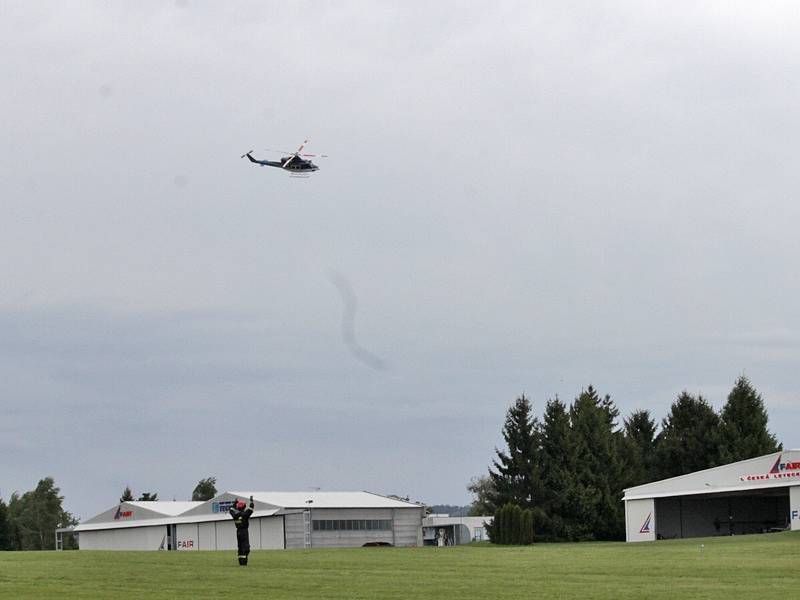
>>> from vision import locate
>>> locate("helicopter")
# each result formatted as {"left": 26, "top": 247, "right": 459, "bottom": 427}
{"left": 241, "top": 140, "right": 327, "bottom": 176}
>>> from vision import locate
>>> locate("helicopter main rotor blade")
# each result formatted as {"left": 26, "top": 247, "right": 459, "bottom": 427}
{"left": 294, "top": 139, "right": 309, "bottom": 155}
{"left": 280, "top": 140, "right": 308, "bottom": 168}
{"left": 264, "top": 141, "right": 326, "bottom": 158}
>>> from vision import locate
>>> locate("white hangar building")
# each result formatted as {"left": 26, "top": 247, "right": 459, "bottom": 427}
{"left": 59, "top": 491, "right": 424, "bottom": 551}
{"left": 624, "top": 450, "right": 800, "bottom": 542}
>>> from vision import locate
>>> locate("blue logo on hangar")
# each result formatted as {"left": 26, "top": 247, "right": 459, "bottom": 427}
{"left": 212, "top": 501, "right": 235, "bottom": 513}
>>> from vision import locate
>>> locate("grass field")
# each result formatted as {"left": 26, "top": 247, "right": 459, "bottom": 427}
{"left": 1, "top": 532, "right": 798, "bottom": 599}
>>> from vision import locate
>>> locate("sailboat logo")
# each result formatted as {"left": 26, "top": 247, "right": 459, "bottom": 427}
{"left": 639, "top": 512, "right": 652, "bottom": 534}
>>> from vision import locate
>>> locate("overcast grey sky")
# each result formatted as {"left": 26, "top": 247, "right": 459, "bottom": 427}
{"left": 2, "top": 1, "right": 799, "bottom": 520}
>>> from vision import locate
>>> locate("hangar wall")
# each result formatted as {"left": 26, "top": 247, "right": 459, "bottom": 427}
{"left": 214, "top": 519, "right": 237, "bottom": 550}
{"left": 791, "top": 486, "right": 800, "bottom": 532}
{"left": 199, "top": 522, "right": 214, "bottom": 549}
{"left": 309, "top": 508, "right": 394, "bottom": 549}
{"left": 79, "top": 525, "right": 166, "bottom": 551}
{"left": 175, "top": 517, "right": 284, "bottom": 550}
{"left": 176, "top": 523, "right": 200, "bottom": 550}
{"left": 79, "top": 517, "right": 286, "bottom": 551}
{"left": 393, "top": 508, "right": 424, "bottom": 547}
{"left": 259, "top": 517, "right": 285, "bottom": 549}
{"left": 284, "top": 508, "right": 424, "bottom": 548}
{"left": 284, "top": 513, "right": 306, "bottom": 549}
{"left": 625, "top": 498, "right": 655, "bottom": 542}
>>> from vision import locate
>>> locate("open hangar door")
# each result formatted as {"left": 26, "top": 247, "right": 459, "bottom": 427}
{"left": 655, "top": 488, "right": 789, "bottom": 540}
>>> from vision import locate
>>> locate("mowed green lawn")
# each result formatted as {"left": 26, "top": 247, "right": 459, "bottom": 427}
{"left": 1, "top": 532, "right": 798, "bottom": 599}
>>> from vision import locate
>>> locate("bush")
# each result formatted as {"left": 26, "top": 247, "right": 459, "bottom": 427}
{"left": 487, "top": 503, "right": 535, "bottom": 545}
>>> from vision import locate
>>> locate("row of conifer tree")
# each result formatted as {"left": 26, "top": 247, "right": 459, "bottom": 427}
{"left": 478, "top": 376, "right": 781, "bottom": 543}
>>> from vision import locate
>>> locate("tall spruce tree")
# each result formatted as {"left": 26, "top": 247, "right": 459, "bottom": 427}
{"left": 654, "top": 391, "right": 723, "bottom": 480}
{"left": 488, "top": 394, "right": 540, "bottom": 510}
{"left": 538, "top": 397, "right": 574, "bottom": 541}
{"left": 622, "top": 410, "right": 657, "bottom": 488}
{"left": 120, "top": 486, "right": 134, "bottom": 502}
{"left": 719, "top": 376, "right": 781, "bottom": 463}
{"left": 567, "top": 386, "right": 625, "bottom": 540}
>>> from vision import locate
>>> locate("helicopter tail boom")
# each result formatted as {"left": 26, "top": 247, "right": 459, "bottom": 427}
{"left": 241, "top": 152, "right": 280, "bottom": 167}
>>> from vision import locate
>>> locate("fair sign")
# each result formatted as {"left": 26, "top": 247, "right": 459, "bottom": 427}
{"left": 113, "top": 506, "right": 133, "bottom": 520}
{"left": 739, "top": 455, "right": 800, "bottom": 482}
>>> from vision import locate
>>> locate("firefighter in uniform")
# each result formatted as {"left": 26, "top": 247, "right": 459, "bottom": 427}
{"left": 229, "top": 496, "right": 255, "bottom": 565}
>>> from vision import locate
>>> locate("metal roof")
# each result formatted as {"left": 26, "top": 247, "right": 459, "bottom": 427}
{"left": 62, "top": 508, "right": 280, "bottom": 533}
{"left": 623, "top": 450, "right": 800, "bottom": 501}
{"left": 229, "top": 491, "right": 422, "bottom": 509}
{"left": 124, "top": 501, "right": 204, "bottom": 516}
{"left": 422, "top": 516, "right": 493, "bottom": 527}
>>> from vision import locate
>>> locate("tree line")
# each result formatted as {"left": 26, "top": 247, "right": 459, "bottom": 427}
{"left": 0, "top": 478, "right": 77, "bottom": 550}
{"left": 0, "top": 476, "right": 219, "bottom": 550}
{"left": 474, "top": 376, "right": 781, "bottom": 543}
{"left": 117, "top": 477, "right": 218, "bottom": 503}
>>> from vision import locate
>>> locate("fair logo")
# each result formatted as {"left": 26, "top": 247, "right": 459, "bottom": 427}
{"left": 740, "top": 455, "right": 800, "bottom": 482}
{"left": 113, "top": 505, "right": 133, "bottom": 520}
{"left": 770, "top": 456, "right": 800, "bottom": 474}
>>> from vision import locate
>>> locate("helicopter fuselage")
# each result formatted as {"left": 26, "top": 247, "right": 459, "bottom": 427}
{"left": 254, "top": 158, "right": 318, "bottom": 172}
{"left": 278, "top": 158, "right": 319, "bottom": 172}
{"left": 242, "top": 144, "right": 323, "bottom": 174}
